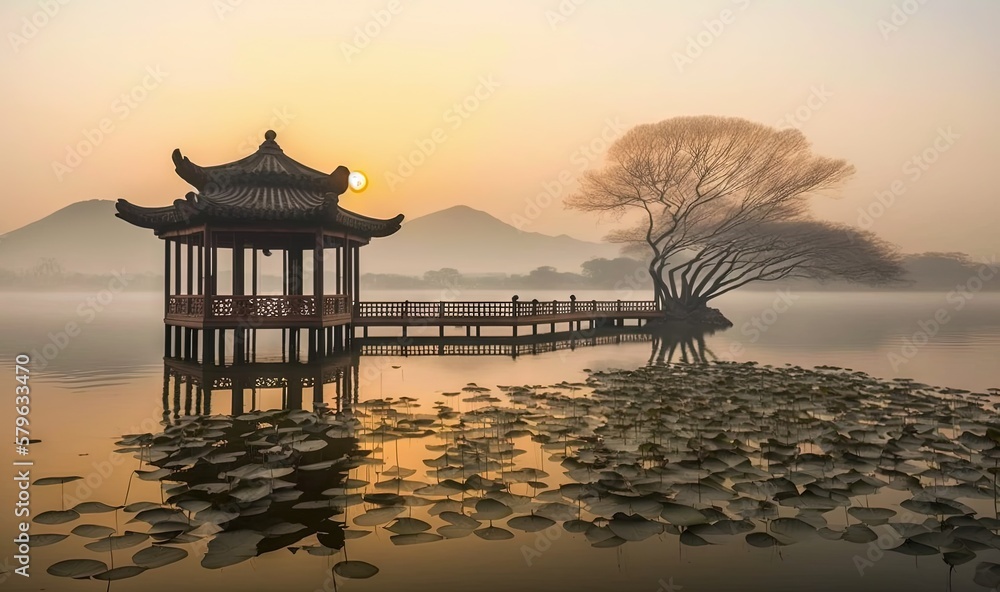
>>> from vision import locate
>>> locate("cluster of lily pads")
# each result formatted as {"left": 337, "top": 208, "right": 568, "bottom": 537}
{"left": 31, "top": 361, "right": 1000, "bottom": 588}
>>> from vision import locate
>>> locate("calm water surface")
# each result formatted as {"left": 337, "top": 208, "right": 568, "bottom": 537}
{"left": 0, "top": 290, "right": 997, "bottom": 591}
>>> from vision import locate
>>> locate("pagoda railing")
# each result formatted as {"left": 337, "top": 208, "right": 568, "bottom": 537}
{"left": 167, "top": 295, "right": 350, "bottom": 319}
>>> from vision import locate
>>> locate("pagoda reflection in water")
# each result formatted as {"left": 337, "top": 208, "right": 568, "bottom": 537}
{"left": 161, "top": 353, "right": 359, "bottom": 421}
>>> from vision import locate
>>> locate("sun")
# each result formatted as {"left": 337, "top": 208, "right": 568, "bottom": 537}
{"left": 348, "top": 170, "right": 368, "bottom": 193}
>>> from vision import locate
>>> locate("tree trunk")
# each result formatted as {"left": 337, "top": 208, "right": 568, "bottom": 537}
{"left": 653, "top": 282, "right": 733, "bottom": 328}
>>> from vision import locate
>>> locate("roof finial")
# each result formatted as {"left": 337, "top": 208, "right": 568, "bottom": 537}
{"left": 264, "top": 130, "right": 277, "bottom": 141}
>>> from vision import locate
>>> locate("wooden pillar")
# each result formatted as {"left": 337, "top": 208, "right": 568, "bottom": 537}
{"left": 174, "top": 240, "right": 182, "bottom": 298}
{"left": 211, "top": 238, "right": 218, "bottom": 297}
{"left": 282, "top": 249, "right": 288, "bottom": 296}
{"left": 289, "top": 249, "right": 303, "bottom": 295}
{"left": 164, "top": 240, "right": 171, "bottom": 357}
{"left": 218, "top": 329, "right": 226, "bottom": 367}
{"left": 352, "top": 244, "right": 361, "bottom": 308}
{"left": 202, "top": 229, "right": 215, "bottom": 365}
{"left": 287, "top": 381, "right": 303, "bottom": 410}
{"left": 232, "top": 232, "right": 245, "bottom": 364}
{"left": 232, "top": 386, "right": 244, "bottom": 415}
{"left": 335, "top": 245, "right": 342, "bottom": 294}
{"left": 289, "top": 247, "right": 303, "bottom": 361}
{"left": 186, "top": 241, "right": 193, "bottom": 296}
{"left": 197, "top": 244, "right": 202, "bottom": 295}
{"left": 233, "top": 233, "right": 245, "bottom": 296}
{"left": 233, "top": 233, "right": 245, "bottom": 365}
{"left": 234, "top": 330, "right": 245, "bottom": 364}
{"left": 172, "top": 240, "right": 182, "bottom": 357}
{"left": 342, "top": 239, "right": 350, "bottom": 300}
{"left": 314, "top": 230, "right": 326, "bottom": 359}
{"left": 339, "top": 240, "right": 346, "bottom": 299}
{"left": 251, "top": 246, "right": 258, "bottom": 362}
{"left": 313, "top": 377, "right": 324, "bottom": 408}
{"left": 252, "top": 247, "right": 258, "bottom": 294}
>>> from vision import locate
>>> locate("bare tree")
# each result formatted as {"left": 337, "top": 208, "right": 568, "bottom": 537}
{"left": 566, "top": 116, "right": 903, "bottom": 324}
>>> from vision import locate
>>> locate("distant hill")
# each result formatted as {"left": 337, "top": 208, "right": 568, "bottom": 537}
{"left": 0, "top": 201, "right": 620, "bottom": 278}
{"left": 0, "top": 200, "right": 162, "bottom": 275}
{"left": 362, "top": 205, "right": 621, "bottom": 275}
{"left": 1, "top": 201, "right": 994, "bottom": 292}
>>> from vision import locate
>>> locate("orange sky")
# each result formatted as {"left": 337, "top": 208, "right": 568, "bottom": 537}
{"left": 1, "top": 0, "right": 998, "bottom": 257}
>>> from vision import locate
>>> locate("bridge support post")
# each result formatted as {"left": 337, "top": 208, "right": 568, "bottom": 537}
{"left": 511, "top": 295, "right": 519, "bottom": 338}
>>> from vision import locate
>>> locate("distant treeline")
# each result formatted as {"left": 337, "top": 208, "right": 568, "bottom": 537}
{"left": 0, "top": 268, "right": 163, "bottom": 291}
{"left": 0, "top": 253, "right": 996, "bottom": 293}
{"left": 362, "top": 258, "right": 652, "bottom": 291}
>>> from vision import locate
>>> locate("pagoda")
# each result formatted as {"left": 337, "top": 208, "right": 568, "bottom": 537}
{"left": 115, "top": 130, "right": 403, "bottom": 365}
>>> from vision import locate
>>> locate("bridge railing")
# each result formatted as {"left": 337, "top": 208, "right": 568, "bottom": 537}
{"left": 166, "top": 295, "right": 658, "bottom": 320}
{"left": 354, "top": 298, "right": 659, "bottom": 318}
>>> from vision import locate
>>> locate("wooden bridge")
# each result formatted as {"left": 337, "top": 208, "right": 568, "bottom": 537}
{"left": 354, "top": 296, "right": 661, "bottom": 337}
{"left": 161, "top": 294, "right": 662, "bottom": 364}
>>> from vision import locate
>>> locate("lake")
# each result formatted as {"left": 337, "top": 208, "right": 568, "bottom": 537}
{"left": 1, "top": 289, "right": 998, "bottom": 591}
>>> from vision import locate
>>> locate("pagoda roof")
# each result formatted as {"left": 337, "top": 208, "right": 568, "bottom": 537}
{"left": 115, "top": 130, "right": 403, "bottom": 238}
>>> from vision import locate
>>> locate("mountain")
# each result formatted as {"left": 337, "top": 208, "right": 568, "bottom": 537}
{"left": 0, "top": 201, "right": 619, "bottom": 278}
{"left": 0, "top": 200, "right": 162, "bottom": 276}
{"left": 362, "top": 205, "right": 620, "bottom": 275}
